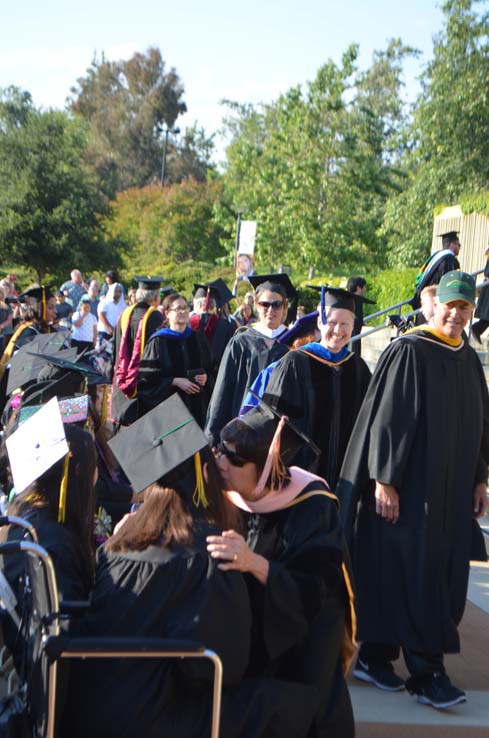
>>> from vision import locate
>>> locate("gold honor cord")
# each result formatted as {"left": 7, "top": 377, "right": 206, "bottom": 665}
{"left": 41, "top": 286, "right": 47, "bottom": 322}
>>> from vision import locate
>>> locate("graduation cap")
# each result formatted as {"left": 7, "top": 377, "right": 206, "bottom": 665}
{"left": 133, "top": 275, "right": 165, "bottom": 290}
{"left": 6, "top": 334, "right": 72, "bottom": 395}
{"left": 6, "top": 396, "right": 69, "bottom": 496}
{"left": 277, "top": 311, "right": 319, "bottom": 346}
{"left": 307, "top": 285, "right": 374, "bottom": 323}
{"left": 439, "top": 231, "right": 460, "bottom": 244}
{"left": 248, "top": 274, "right": 296, "bottom": 300}
{"left": 30, "top": 352, "right": 109, "bottom": 386}
{"left": 193, "top": 278, "right": 234, "bottom": 309}
{"left": 233, "top": 392, "right": 320, "bottom": 495}
{"left": 160, "top": 285, "right": 177, "bottom": 298}
{"left": 18, "top": 395, "right": 89, "bottom": 427}
{"left": 108, "top": 394, "right": 209, "bottom": 496}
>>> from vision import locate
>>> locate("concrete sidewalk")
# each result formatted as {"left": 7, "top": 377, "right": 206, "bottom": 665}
{"left": 350, "top": 532, "right": 489, "bottom": 737}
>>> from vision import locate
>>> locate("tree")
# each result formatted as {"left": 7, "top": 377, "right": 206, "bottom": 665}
{"left": 104, "top": 179, "right": 229, "bottom": 273}
{"left": 0, "top": 89, "right": 118, "bottom": 283}
{"left": 69, "top": 47, "right": 194, "bottom": 196}
{"left": 382, "top": 0, "right": 489, "bottom": 268}
{"left": 220, "top": 41, "right": 414, "bottom": 274}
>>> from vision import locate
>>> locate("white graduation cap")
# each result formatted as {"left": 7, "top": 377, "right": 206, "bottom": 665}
{"left": 6, "top": 396, "right": 69, "bottom": 495}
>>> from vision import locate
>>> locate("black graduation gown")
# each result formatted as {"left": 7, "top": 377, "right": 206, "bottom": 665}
{"left": 243, "top": 483, "right": 354, "bottom": 738}
{"left": 474, "top": 259, "right": 489, "bottom": 320}
{"left": 205, "top": 327, "right": 289, "bottom": 446}
{"left": 194, "top": 313, "right": 236, "bottom": 370}
{"left": 412, "top": 253, "right": 460, "bottom": 309}
{"left": 264, "top": 349, "right": 371, "bottom": 488}
{"left": 65, "top": 528, "right": 319, "bottom": 738}
{"left": 111, "top": 303, "right": 163, "bottom": 426}
{"left": 137, "top": 328, "right": 214, "bottom": 426}
{"left": 336, "top": 330, "right": 489, "bottom": 654}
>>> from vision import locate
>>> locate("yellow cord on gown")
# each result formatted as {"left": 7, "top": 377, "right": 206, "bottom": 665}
{"left": 58, "top": 454, "right": 70, "bottom": 523}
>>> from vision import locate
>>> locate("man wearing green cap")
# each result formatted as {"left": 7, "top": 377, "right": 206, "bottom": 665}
{"left": 337, "top": 270, "right": 489, "bottom": 709}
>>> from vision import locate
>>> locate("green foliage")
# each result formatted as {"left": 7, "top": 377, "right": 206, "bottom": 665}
{"left": 220, "top": 40, "right": 415, "bottom": 275}
{"left": 0, "top": 90, "right": 119, "bottom": 284}
{"left": 69, "top": 47, "right": 214, "bottom": 198}
{"left": 104, "top": 180, "right": 230, "bottom": 273}
{"left": 383, "top": 0, "right": 489, "bottom": 268}
{"left": 365, "top": 268, "right": 417, "bottom": 323}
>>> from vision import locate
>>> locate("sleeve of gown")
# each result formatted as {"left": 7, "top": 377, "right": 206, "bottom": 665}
{"left": 365, "top": 339, "right": 421, "bottom": 488}
{"left": 260, "top": 497, "right": 345, "bottom": 662}
{"left": 205, "top": 336, "right": 240, "bottom": 446}
{"left": 137, "top": 336, "right": 175, "bottom": 410}
{"left": 474, "top": 356, "right": 489, "bottom": 484}
{"left": 263, "top": 352, "right": 305, "bottom": 420}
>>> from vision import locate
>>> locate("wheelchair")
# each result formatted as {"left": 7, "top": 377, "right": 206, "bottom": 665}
{"left": 0, "top": 525, "right": 223, "bottom": 738}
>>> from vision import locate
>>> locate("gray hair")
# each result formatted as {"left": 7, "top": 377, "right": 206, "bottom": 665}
{"left": 136, "top": 288, "right": 159, "bottom": 304}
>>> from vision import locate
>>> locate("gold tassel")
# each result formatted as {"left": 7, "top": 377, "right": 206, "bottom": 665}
{"left": 192, "top": 452, "right": 209, "bottom": 508}
{"left": 58, "top": 453, "right": 70, "bottom": 523}
{"left": 41, "top": 286, "right": 47, "bottom": 322}
{"left": 100, "top": 385, "right": 109, "bottom": 428}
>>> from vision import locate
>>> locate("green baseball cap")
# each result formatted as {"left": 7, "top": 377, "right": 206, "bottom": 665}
{"left": 436, "top": 270, "right": 476, "bottom": 306}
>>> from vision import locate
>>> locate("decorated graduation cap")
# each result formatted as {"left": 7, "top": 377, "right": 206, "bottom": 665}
{"left": 193, "top": 278, "right": 234, "bottom": 309}
{"left": 133, "top": 275, "right": 165, "bottom": 290}
{"left": 18, "top": 395, "right": 89, "bottom": 427}
{"left": 248, "top": 273, "right": 296, "bottom": 300}
{"left": 108, "top": 394, "right": 209, "bottom": 504}
{"left": 19, "top": 285, "right": 55, "bottom": 322}
{"left": 277, "top": 311, "right": 319, "bottom": 346}
{"left": 6, "top": 396, "right": 71, "bottom": 521}
{"left": 307, "top": 285, "right": 374, "bottom": 323}
{"left": 439, "top": 231, "right": 460, "bottom": 244}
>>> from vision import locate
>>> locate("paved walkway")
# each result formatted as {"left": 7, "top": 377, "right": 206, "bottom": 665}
{"left": 349, "top": 522, "right": 489, "bottom": 737}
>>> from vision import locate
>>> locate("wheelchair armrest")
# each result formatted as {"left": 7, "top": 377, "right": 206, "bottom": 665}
{"left": 59, "top": 600, "right": 90, "bottom": 616}
{"left": 44, "top": 636, "right": 207, "bottom": 661}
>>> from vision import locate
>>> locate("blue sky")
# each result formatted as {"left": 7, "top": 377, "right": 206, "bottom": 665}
{"left": 2, "top": 0, "right": 444, "bottom": 155}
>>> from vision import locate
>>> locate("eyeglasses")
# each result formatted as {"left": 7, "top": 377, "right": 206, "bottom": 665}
{"left": 168, "top": 305, "right": 189, "bottom": 312}
{"left": 218, "top": 441, "right": 249, "bottom": 467}
{"left": 257, "top": 300, "right": 284, "bottom": 310}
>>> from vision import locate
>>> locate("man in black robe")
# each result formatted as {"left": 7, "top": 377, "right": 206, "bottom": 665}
{"left": 110, "top": 276, "right": 163, "bottom": 428}
{"left": 411, "top": 230, "right": 461, "bottom": 315}
{"left": 264, "top": 286, "right": 371, "bottom": 489}
{"left": 205, "top": 274, "right": 296, "bottom": 447}
{"left": 337, "top": 270, "right": 489, "bottom": 709}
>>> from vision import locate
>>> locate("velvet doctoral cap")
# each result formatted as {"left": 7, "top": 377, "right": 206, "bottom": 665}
{"left": 248, "top": 273, "right": 296, "bottom": 300}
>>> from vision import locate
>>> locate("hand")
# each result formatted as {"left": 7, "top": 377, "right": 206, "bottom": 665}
{"left": 473, "top": 481, "right": 489, "bottom": 519}
{"left": 206, "top": 530, "right": 255, "bottom": 572}
{"left": 193, "top": 373, "right": 207, "bottom": 387}
{"left": 172, "top": 377, "right": 201, "bottom": 394}
{"left": 375, "top": 482, "right": 400, "bottom": 524}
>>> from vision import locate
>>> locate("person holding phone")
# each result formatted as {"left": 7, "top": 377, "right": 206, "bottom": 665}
{"left": 137, "top": 293, "right": 214, "bottom": 425}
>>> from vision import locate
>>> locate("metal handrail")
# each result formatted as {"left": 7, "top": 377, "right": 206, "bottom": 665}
{"left": 363, "top": 267, "right": 485, "bottom": 325}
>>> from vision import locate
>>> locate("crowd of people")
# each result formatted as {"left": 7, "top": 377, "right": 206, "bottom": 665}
{"left": 0, "top": 250, "right": 487, "bottom": 737}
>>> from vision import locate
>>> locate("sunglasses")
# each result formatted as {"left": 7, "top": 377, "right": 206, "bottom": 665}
{"left": 257, "top": 300, "right": 284, "bottom": 310}
{"left": 218, "top": 441, "right": 249, "bottom": 467}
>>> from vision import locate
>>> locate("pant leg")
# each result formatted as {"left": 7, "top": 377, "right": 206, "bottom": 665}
{"left": 402, "top": 648, "right": 444, "bottom": 678}
{"left": 359, "top": 642, "right": 401, "bottom": 664}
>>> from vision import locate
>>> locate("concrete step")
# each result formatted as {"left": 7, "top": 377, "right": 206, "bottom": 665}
{"left": 349, "top": 564, "right": 489, "bottom": 738}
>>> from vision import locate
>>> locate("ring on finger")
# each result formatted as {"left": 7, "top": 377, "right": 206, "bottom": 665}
{"left": 233, "top": 554, "right": 238, "bottom": 562}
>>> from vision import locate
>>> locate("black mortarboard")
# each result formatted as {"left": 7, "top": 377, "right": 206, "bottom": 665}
{"left": 18, "top": 286, "right": 55, "bottom": 303}
{"left": 6, "top": 334, "right": 71, "bottom": 394}
{"left": 29, "top": 352, "right": 108, "bottom": 386}
{"left": 439, "top": 231, "right": 459, "bottom": 243}
{"left": 160, "top": 285, "right": 177, "bottom": 297}
{"left": 108, "top": 394, "right": 209, "bottom": 494}
{"left": 240, "top": 392, "right": 320, "bottom": 465}
{"left": 133, "top": 275, "right": 165, "bottom": 290}
{"left": 193, "top": 278, "right": 234, "bottom": 308}
{"left": 277, "top": 311, "right": 319, "bottom": 346}
{"left": 307, "top": 285, "right": 374, "bottom": 323}
{"left": 248, "top": 274, "right": 296, "bottom": 300}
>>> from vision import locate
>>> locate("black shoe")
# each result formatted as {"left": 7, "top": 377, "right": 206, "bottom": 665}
{"left": 353, "top": 657, "right": 405, "bottom": 691}
{"left": 408, "top": 672, "right": 466, "bottom": 709}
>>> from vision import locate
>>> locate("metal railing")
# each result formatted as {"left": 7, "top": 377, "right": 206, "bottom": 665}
{"left": 349, "top": 267, "right": 487, "bottom": 345}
